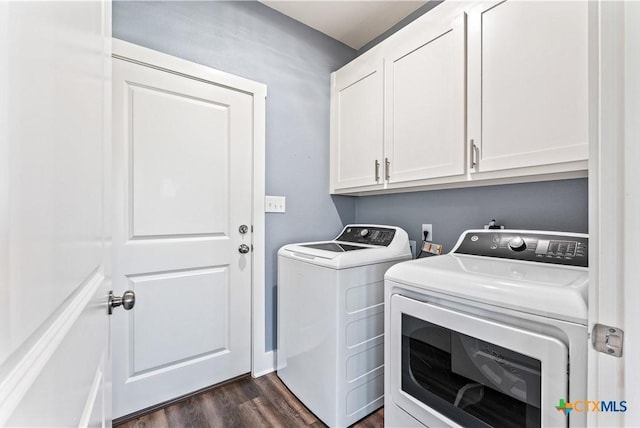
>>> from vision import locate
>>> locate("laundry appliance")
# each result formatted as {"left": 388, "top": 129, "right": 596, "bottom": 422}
{"left": 278, "top": 224, "right": 411, "bottom": 427}
{"left": 384, "top": 229, "right": 588, "bottom": 427}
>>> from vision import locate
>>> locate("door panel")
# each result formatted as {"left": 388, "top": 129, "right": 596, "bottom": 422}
{"left": 130, "top": 84, "right": 230, "bottom": 237}
{"left": 112, "top": 56, "right": 253, "bottom": 417}
{"left": 130, "top": 268, "right": 230, "bottom": 373}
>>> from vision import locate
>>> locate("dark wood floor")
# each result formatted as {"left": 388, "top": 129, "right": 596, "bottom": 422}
{"left": 115, "top": 373, "right": 384, "bottom": 428}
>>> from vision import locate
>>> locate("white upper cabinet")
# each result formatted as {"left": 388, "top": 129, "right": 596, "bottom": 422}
{"left": 330, "top": 0, "right": 589, "bottom": 195}
{"left": 330, "top": 51, "right": 384, "bottom": 191}
{"left": 467, "top": 0, "right": 589, "bottom": 174}
{"left": 385, "top": 13, "right": 466, "bottom": 185}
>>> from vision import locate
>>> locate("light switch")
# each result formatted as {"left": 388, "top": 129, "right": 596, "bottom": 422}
{"left": 265, "top": 195, "right": 286, "bottom": 213}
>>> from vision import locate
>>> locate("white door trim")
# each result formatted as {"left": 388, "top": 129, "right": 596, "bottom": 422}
{"left": 587, "top": 1, "right": 639, "bottom": 426}
{"left": 111, "top": 39, "right": 270, "bottom": 378}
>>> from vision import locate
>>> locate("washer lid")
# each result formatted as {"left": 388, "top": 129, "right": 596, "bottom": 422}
{"left": 278, "top": 224, "right": 412, "bottom": 269}
{"left": 385, "top": 253, "right": 588, "bottom": 324}
{"left": 300, "top": 242, "right": 368, "bottom": 252}
{"left": 280, "top": 241, "right": 410, "bottom": 269}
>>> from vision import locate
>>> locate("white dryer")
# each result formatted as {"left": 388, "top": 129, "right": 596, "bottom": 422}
{"left": 384, "top": 229, "right": 589, "bottom": 428}
{"left": 278, "top": 224, "right": 411, "bottom": 427}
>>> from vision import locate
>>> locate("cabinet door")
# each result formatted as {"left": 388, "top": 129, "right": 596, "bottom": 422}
{"left": 468, "top": 0, "right": 588, "bottom": 173}
{"left": 331, "top": 56, "right": 384, "bottom": 191}
{"left": 385, "top": 13, "right": 466, "bottom": 184}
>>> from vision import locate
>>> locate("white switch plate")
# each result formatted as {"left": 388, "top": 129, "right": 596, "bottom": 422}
{"left": 265, "top": 195, "right": 286, "bottom": 213}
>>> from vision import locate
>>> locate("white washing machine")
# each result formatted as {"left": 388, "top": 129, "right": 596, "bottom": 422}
{"left": 384, "top": 229, "right": 589, "bottom": 428}
{"left": 278, "top": 224, "right": 411, "bottom": 427}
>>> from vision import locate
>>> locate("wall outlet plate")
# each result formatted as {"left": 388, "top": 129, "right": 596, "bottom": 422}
{"left": 421, "top": 224, "right": 433, "bottom": 242}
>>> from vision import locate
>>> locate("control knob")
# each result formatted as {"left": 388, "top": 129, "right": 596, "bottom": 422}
{"left": 508, "top": 236, "right": 527, "bottom": 252}
{"left": 360, "top": 228, "right": 369, "bottom": 237}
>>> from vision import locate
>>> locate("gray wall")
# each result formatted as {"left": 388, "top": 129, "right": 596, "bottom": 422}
{"left": 357, "top": 1, "right": 443, "bottom": 55}
{"left": 355, "top": 179, "right": 589, "bottom": 252}
{"left": 113, "top": 1, "right": 590, "bottom": 354}
{"left": 113, "top": 1, "right": 357, "bottom": 351}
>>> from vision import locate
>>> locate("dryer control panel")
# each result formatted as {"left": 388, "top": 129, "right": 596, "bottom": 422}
{"left": 454, "top": 230, "right": 588, "bottom": 267}
{"left": 337, "top": 226, "right": 396, "bottom": 246}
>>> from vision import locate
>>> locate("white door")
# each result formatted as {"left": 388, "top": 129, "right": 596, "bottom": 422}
{"left": 0, "top": 1, "right": 111, "bottom": 426}
{"left": 467, "top": 0, "right": 589, "bottom": 173}
{"left": 112, "top": 51, "right": 254, "bottom": 417}
{"left": 384, "top": 13, "right": 466, "bottom": 184}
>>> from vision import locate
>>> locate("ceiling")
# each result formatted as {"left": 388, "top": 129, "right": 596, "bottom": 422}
{"left": 259, "top": 1, "right": 429, "bottom": 50}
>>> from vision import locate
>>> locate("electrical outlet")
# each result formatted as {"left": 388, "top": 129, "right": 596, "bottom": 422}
{"left": 421, "top": 224, "right": 433, "bottom": 242}
{"left": 265, "top": 195, "right": 286, "bottom": 213}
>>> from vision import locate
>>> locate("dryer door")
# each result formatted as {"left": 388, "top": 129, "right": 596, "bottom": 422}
{"left": 388, "top": 295, "right": 568, "bottom": 428}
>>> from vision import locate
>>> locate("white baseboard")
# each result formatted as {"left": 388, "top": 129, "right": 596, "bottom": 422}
{"left": 252, "top": 350, "right": 276, "bottom": 378}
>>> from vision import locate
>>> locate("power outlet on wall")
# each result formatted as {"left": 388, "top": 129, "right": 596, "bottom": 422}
{"left": 422, "top": 224, "right": 433, "bottom": 242}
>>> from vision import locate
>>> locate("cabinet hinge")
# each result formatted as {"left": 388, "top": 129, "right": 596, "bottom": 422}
{"left": 592, "top": 323, "right": 624, "bottom": 357}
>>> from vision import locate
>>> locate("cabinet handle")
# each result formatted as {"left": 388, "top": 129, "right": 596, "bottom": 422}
{"left": 385, "top": 158, "right": 390, "bottom": 181}
{"left": 470, "top": 139, "right": 479, "bottom": 169}
{"left": 375, "top": 160, "right": 380, "bottom": 182}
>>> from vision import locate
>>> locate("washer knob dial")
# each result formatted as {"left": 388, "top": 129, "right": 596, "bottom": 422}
{"left": 360, "top": 228, "right": 369, "bottom": 237}
{"left": 508, "top": 236, "right": 527, "bottom": 252}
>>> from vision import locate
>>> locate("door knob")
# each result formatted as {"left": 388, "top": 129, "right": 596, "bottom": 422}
{"left": 108, "top": 290, "right": 136, "bottom": 315}
{"left": 239, "top": 244, "right": 251, "bottom": 254}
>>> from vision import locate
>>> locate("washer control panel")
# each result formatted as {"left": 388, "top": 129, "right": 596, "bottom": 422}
{"left": 454, "top": 230, "right": 588, "bottom": 267}
{"left": 337, "top": 226, "right": 396, "bottom": 246}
